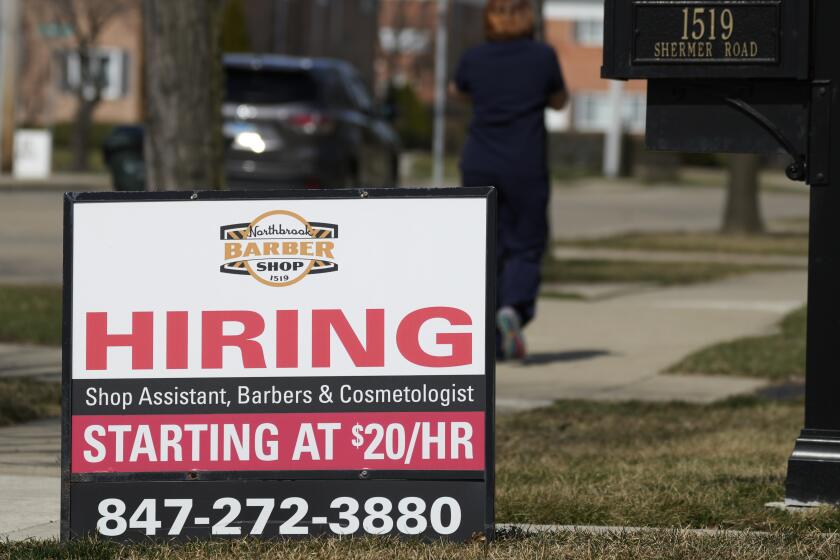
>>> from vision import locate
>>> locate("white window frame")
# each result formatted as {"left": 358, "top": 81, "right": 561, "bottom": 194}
{"left": 574, "top": 20, "right": 604, "bottom": 46}
{"left": 621, "top": 94, "right": 647, "bottom": 134}
{"left": 61, "top": 48, "right": 128, "bottom": 101}
{"left": 573, "top": 92, "right": 610, "bottom": 132}
{"left": 572, "top": 92, "right": 647, "bottom": 133}
{"left": 379, "top": 27, "right": 432, "bottom": 54}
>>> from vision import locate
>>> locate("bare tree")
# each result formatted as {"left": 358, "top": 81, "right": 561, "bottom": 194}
{"left": 722, "top": 153, "right": 765, "bottom": 234}
{"left": 141, "top": 0, "right": 224, "bottom": 190}
{"left": 34, "top": 0, "right": 135, "bottom": 171}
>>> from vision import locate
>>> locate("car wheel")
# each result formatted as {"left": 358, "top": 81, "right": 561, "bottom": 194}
{"left": 390, "top": 155, "right": 400, "bottom": 187}
{"left": 344, "top": 160, "right": 359, "bottom": 188}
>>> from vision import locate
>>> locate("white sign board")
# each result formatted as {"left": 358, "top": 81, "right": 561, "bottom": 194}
{"left": 62, "top": 188, "right": 495, "bottom": 542}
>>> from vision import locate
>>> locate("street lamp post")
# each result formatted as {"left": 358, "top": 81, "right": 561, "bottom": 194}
{"left": 432, "top": 0, "right": 449, "bottom": 186}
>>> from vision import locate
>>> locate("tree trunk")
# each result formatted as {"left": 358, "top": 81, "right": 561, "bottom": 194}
{"left": 533, "top": 0, "right": 545, "bottom": 40}
{"left": 141, "top": 0, "right": 224, "bottom": 191}
{"left": 722, "top": 153, "right": 765, "bottom": 234}
{"left": 71, "top": 98, "right": 95, "bottom": 172}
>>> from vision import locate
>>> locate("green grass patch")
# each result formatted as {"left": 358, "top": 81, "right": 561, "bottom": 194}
{"left": 49, "top": 121, "right": 114, "bottom": 174}
{"left": 401, "top": 152, "right": 460, "bottom": 184}
{"left": 0, "top": 378, "right": 60, "bottom": 427}
{"left": 496, "top": 397, "right": 832, "bottom": 531}
{"left": 771, "top": 216, "right": 809, "bottom": 233}
{"left": 52, "top": 147, "right": 108, "bottom": 174}
{"left": 669, "top": 307, "right": 806, "bottom": 380}
{"left": 3, "top": 531, "right": 840, "bottom": 560}
{"left": 543, "top": 258, "right": 786, "bottom": 286}
{"left": 3, "top": 397, "right": 837, "bottom": 554}
{"left": 0, "top": 285, "right": 62, "bottom": 346}
{"left": 550, "top": 167, "right": 596, "bottom": 183}
{"left": 538, "top": 290, "right": 584, "bottom": 300}
{"left": 676, "top": 167, "right": 808, "bottom": 195}
{"left": 560, "top": 231, "right": 808, "bottom": 256}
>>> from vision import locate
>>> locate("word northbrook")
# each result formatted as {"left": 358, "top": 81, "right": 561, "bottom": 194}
{"left": 84, "top": 307, "right": 474, "bottom": 370}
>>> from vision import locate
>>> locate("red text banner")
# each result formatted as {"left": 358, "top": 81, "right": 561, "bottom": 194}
{"left": 72, "top": 411, "right": 484, "bottom": 473}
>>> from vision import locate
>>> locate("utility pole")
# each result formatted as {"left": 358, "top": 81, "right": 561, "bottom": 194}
{"left": 603, "top": 79, "right": 624, "bottom": 178}
{"left": 533, "top": 0, "right": 545, "bottom": 40}
{"left": 0, "top": 0, "right": 21, "bottom": 173}
{"left": 432, "top": 0, "right": 448, "bottom": 185}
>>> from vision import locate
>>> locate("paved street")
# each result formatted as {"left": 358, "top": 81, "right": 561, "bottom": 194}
{"left": 549, "top": 180, "right": 809, "bottom": 239}
{"left": 0, "top": 179, "right": 810, "bottom": 284}
{"left": 0, "top": 176, "right": 108, "bottom": 285}
{"left": 0, "top": 191, "right": 65, "bottom": 285}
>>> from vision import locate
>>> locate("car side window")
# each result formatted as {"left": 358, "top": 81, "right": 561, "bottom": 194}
{"left": 345, "top": 72, "right": 374, "bottom": 114}
{"left": 322, "top": 70, "right": 352, "bottom": 109}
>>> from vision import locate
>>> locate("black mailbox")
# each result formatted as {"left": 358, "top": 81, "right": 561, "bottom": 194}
{"left": 602, "top": 0, "right": 840, "bottom": 510}
{"left": 602, "top": 0, "right": 810, "bottom": 80}
{"left": 602, "top": 0, "right": 820, "bottom": 184}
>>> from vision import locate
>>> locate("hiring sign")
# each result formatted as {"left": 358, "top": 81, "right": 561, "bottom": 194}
{"left": 61, "top": 188, "right": 495, "bottom": 541}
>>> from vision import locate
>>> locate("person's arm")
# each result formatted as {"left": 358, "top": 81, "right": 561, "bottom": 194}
{"left": 451, "top": 52, "right": 471, "bottom": 102}
{"left": 546, "top": 48, "right": 568, "bottom": 110}
{"left": 449, "top": 80, "right": 469, "bottom": 101}
{"left": 548, "top": 90, "right": 568, "bottom": 110}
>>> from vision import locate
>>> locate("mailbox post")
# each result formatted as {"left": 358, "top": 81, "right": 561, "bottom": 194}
{"left": 603, "top": 0, "right": 840, "bottom": 505}
{"left": 785, "top": 0, "right": 840, "bottom": 505}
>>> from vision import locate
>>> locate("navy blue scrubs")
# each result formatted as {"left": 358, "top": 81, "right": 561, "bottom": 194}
{"left": 455, "top": 38, "right": 565, "bottom": 326}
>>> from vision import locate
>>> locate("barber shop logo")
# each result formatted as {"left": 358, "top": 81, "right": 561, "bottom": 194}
{"left": 220, "top": 210, "right": 338, "bottom": 287}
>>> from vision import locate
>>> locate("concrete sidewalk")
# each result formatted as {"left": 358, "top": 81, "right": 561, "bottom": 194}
{"left": 497, "top": 270, "right": 806, "bottom": 410}
{"left": 0, "top": 419, "right": 60, "bottom": 541}
{"left": 0, "top": 172, "right": 110, "bottom": 192}
{"left": 554, "top": 246, "right": 809, "bottom": 268}
{"left": 0, "top": 344, "right": 60, "bottom": 382}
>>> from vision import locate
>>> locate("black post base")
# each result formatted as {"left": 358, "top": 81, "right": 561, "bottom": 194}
{"left": 785, "top": 429, "right": 840, "bottom": 505}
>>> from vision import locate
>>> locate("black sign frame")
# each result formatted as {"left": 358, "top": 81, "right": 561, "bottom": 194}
{"left": 60, "top": 187, "right": 497, "bottom": 542}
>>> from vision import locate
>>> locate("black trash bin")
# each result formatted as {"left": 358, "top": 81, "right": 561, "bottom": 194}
{"left": 102, "top": 126, "right": 145, "bottom": 191}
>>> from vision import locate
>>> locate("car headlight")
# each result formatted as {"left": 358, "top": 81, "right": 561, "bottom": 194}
{"left": 233, "top": 131, "right": 266, "bottom": 154}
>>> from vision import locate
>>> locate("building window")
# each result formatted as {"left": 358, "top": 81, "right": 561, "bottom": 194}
{"left": 59, "top": 48, "right": 130, "bottom": 101}
{"left": 573, "top": 92, "right": 647, "bottom": 133}
{"left": 573, "top": 93, "right": 610, "bottom": 132}
{"left": 379, "top": 27, "right": 432, "bottom": 54}
{"left": 621, "top": 94, "right": 647, "bottom": 134}
{"left": 574, "top": 20, "right": 603, "bottom": 46}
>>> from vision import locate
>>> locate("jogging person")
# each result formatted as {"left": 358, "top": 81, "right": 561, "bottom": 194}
{"left": 452, "top": 0, "right": 568, "bottom": 360}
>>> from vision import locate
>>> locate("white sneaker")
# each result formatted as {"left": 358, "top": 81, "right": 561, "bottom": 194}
{"left": 496, "top": 306, "right": 526, "bottom": 361}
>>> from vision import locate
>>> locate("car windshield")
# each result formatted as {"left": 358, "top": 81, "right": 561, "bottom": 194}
{"left": 224, "top": 67, "right": 319, "bottom": 104}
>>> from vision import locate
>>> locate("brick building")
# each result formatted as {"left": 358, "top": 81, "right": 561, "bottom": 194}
{"left": 544, "top": 0, "right": 647, "bottom": 134}
{"left": 18, "top": 2, "right": 143, "bottom": 126}
{"left": 16, "top": 0, "right": 642, "bottom": 137}
{"left": 376, "top": 0, "right": 484, "bottom": 99}
{"left": 16, "top": 0, "right": 380, "bottom": 128}
{"left": 377, "top": 0, "right": 648, "bottom": 135}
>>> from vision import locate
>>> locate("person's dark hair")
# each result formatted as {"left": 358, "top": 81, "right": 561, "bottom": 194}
{"left": 484, "top": 0, "right": 535, "bottom": 41}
